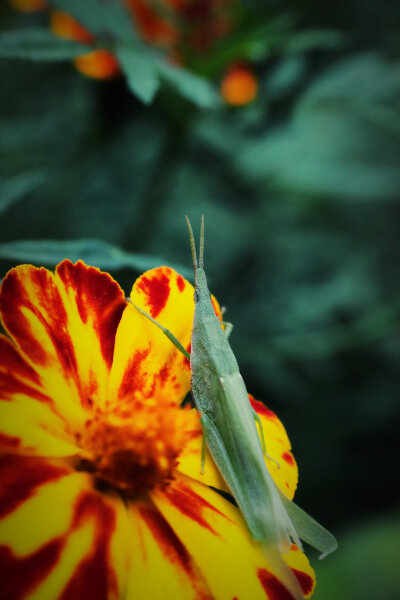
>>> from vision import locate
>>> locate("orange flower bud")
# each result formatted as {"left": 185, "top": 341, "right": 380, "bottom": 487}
{"left": 50, "top": 11, "right": 94, "bottom": 44}
{"left": 50, "top": 11, "right": 120, "bottom": 80}
{"left": 74, "top": 51, "right": 120, "bottom": 80}
{"left": 125, "top": 0, "right": 178, "bottom": 46}
{"left": 221, "top": 64, "right": 258, "bottom": 106}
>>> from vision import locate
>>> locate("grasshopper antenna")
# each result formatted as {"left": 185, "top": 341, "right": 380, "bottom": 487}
{"left": 199, "top": 215, "right": 205, "bottom": 269}
{"left": 185, "top": 216, "right": 198, "bottom": 283}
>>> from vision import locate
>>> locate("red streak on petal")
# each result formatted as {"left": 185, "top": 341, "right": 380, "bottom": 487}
{"left": 186, "top": 428, "right": 202, "bottom": 441}
{"left": 33, "top": 269, "right": 79, "bottom": 375}
{"left": 56, "top": 261, "right": 126, "bottom": 368}
{"left": 118, "top": 346, "right": 151, "bottom": 399}
{"left": 183, "top": 342, "right": 191, "bottom": 367}
{"left": 0, "top": 271, "right": 47, "bottom": 365}
{"left": 140, "top": 505, "right": 192, "bottom": 574}
{"left": 138, "top": 272, "right": 170, "bottom": 318}
{"left": 0, "top": 335, "right": 42, "bottom": 385}
{"left": 60, "top": 492, "right": 117, "bottom": 600}
{"left": 0, "top": 433, "right": 20, "bottom": 448}
{"left": 282, "top": 452, "right": 294, "bottom": 466}
{"left": 158, "top": 362, "right": 170, "bottom": 386}
{"left": 292, "top": 568, "right": 314, "bottom": 596}
{"left": 0, "top": 539, "right": 64, "bottom": 599}
{"left": 0, "top": 338, "right": 51, "bottom": 403}
{"left": 164, "top": 482, "right": 226, "bottom": 534}
{"left": 0, "top": 334, "right": 51, "bottom": 402}
{"left": 0, "top": 268, "right": 78, "bottom": 376}
{"left": 257, "top": 568, "right": 295, "bottom": 600}
{"left": 0, "top": 371, "right": 51, "bottom": 403}
{"left": 177, "top": 275, "right": 185, "bottom": 292}
{"left": 0, "top": 455, "right": 69, "bottom": 519}
{"left": 249, "top": 396, "right": 277, "bottom": 419}
{"left": 98, "top": 298, "right": 126, "bottom": 368}
{"left": 80, "top": 371, "right": 98, "bottom": 410}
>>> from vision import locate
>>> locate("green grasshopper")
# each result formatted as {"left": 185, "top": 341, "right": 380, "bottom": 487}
{"left": 135, "top": 217, "right": 337, "bottom": 599}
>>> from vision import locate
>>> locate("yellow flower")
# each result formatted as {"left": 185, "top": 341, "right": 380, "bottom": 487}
{"left": 0, "top": 261, "right": 315, "bottom": 599}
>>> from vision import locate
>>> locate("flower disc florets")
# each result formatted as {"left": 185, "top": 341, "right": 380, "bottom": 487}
{"left": 78, "top": 397, "right": 193, "bottom": 497}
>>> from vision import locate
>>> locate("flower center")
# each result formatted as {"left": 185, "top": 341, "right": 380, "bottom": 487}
{"left": 78, "top": 398, "right": 192, "bottom": 497}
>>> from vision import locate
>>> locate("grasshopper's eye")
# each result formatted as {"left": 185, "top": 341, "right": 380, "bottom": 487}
{"left": 194, "top": 289, "right": 200, "bottom": 303}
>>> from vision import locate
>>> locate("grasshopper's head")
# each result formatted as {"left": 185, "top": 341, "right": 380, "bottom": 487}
{"left": 185, "top": 215, "right": 210, "bottom": 304}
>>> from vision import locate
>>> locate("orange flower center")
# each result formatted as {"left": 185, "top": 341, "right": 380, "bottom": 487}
{"left": 78, "top": 398, "right": 193, "bottom": 497}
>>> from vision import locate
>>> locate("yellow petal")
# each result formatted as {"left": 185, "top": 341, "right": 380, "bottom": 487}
{"left": 150, "top": 475, "right": 315, "bottom": 599}
{"left": 0, "top": 334, "right": 78, "bottom": 456}
{"left": 176, "top": 407, "right": 228, "bottom": 491}
{"left": 283, "top": 545, "right": 316, "bottom": 599}
{"left": 0, "top": 456, "right": 128, "bottom": 599}
{"left": 0, "top": 399, "right": 79, "bottom": 457}
{"left": 109, "top": 267, "right": 194, "bottom": 411}
{"left": 0, "top": 262, "right": 126, "bottom": 434}
{"left": 250, "top": 396, "right": 299, "bottom": 500}
{"left": 124, "top": 498, "right": 213, "bottom": 599}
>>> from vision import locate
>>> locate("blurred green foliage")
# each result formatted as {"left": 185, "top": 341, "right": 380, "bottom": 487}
{"left": 313, "top": 513, "right": 400, "bottom": 600}
{"left": 1, "top": 0, "right": 399, "bottom": 597}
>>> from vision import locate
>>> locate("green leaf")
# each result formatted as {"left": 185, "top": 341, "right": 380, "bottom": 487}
{"left": 156, "top": 60, "right": 221, "bottom": 109}
{"left": 115, "top": 45, "right": 159, "bottom": 104}
{"left": 0, "top": 239, "right": 191, "bottom": 277}
{"left": 0, "top": 171, "right": 45, "bottom": 215}
{"left": 0, "top": 29, "right": 90, "bottom": 61}
{"left": 284, "top": 29, "right": 345, "bottom": 54}
{"left": 115, "top": 43, "right": 219, "bottom": 107}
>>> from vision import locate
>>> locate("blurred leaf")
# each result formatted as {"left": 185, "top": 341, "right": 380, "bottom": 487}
{"left": 313, "top": 514, "right": 400, "bottom": 600}
{"left": 47, "top": 0, "right": 136, "bottom": 43}
{"left": 116, "top": 43, "right": 219, "bottom": 107}
{"left": 0, "top": 239, "right": 191, "bottom": 276}
{"left": 284, "top": 29, "right": 345, "bottom": 53}
{"left": 266, "top": 55, "right": 307, "bottom": 98}
{"left": 1, "top": 1, "right": 219, "bottom": 107}
{"left": 300, "top": 53, "right": 400, "bottom": 104}
{"left": 239, "top": 296, "right": 400, "bottom": 365}
{"left": 156, "top": 60, "right": 221, "bottom": 109}
{"left": 116, "top": 45, "right": 160, "bottom": 104}
{"left": 196, "top": 53, "right": 400, "bottom": 200}
{"left": 0, "top": 171, "right": 45, "bottom": 215}
{"left": 0, "top": 29, "right": 90, "bottom": 61}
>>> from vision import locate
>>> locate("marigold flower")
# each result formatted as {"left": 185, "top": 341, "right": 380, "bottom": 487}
{"left": 0, "top": 260, "right": 315, "bottom": 598}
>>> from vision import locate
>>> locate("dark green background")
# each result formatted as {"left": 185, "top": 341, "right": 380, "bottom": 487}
{"left": 1, "top": 1, "right": 399, "bottom": 598}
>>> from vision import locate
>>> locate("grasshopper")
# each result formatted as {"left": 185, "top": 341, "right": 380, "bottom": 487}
{"left": 135, "top": 217, "right": 337, "bottom": 599}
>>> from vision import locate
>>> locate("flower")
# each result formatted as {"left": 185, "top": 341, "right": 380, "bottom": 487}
{"left": 0, "top": 260, "right": 315, "bottom": 598}
{"left": 9, "top": 0, "right": 233, "bottom": 81}
{"left": 9, "top": 0, "right": 258, "bottom": 105}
